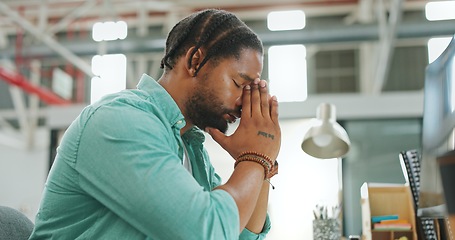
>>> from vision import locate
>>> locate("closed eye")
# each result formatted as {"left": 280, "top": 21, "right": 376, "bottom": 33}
{"left": 232, "top": 79, "right": 241, "bottom": 88}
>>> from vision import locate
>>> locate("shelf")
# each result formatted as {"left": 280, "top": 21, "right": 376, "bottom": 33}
{"left": 371, "top": 230, "right": 413, "bottom": 240}
{"left": 360, "top": 183, "right": 417, "bottom": 240}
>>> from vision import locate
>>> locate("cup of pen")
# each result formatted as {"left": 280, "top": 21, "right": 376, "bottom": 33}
{"left": 313, "top": 205, "right": 342, "bottom": 240}
{"left": 313, "top": 218, "right": 341, "bottom": 240}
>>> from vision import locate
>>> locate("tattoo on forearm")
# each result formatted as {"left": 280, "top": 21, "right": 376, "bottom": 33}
{"left": 257, "top": 131, "right": 274, "bottom": 140}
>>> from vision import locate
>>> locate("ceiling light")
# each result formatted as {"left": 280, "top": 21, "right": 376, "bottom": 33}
{"left": 425, "top": 1, "right": 455, "bottom": 21}
{"left": 92, "top": 21, "right": 128, "bottom": 42}
{"left": 267, "top": 10, "right": 305, "bottom": 31}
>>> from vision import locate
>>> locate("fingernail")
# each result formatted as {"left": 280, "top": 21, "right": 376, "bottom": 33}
{"left": 244, "top": 85, "right": 251, "bottom": 90}
{"left": 254, "top": 78, "right": 260, "bottom": 84}
{"left": 272, "top": 95, "right": 277, "bottom": 101}
{"left": 260, "top": 80, "right": 266, "bottom": 88}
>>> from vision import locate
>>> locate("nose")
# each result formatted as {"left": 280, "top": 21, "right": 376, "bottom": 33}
{"left": 235, "top": 95, "right": 242, "bottom": 109}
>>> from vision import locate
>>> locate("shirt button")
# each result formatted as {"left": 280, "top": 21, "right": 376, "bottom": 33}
{"left": 177, "top": 120, "right": 183, "bottom": 124}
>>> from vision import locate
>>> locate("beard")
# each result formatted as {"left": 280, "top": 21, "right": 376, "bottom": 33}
{"left": 184, "top": 78, "right": 237, "bottom": 134}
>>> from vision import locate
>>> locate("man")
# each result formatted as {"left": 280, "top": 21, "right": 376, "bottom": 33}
{"left": 30, "top": 9, "right": 281, "bottom": 239}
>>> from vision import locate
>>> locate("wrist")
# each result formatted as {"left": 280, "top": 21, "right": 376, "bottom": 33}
{"left": 234, "top": 151, "right": 277, "bottom": 180}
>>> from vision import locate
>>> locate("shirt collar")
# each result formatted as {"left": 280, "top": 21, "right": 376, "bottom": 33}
{"left": 182, "top": 127, "right": 206, "bottom": 144}
{"left": 136, "top": 74, "right": 186, "bottom": 129}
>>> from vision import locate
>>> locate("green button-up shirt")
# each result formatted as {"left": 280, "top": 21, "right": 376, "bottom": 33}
{"left": 30, "top": 74, "right": 270, "bottom": 240}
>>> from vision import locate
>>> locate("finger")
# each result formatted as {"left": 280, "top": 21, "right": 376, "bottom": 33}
{"left": 270, "top": 95, "right": 279, "bottom": 124}
{"left": 251, "top": 78, "right": 261, "bottom": 116}
{"left": 241, "top": 84, "right": 252, "bottom": 118}
{"left": 259, "top": 80, "right": 270, "bottom": 118}
{"left": 267, "top": 93, "right": 272, "bottom": 112}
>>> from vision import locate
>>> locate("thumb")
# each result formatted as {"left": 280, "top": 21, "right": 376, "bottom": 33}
{"left": 206, "top": 127, "right": 229, "bottom": 149}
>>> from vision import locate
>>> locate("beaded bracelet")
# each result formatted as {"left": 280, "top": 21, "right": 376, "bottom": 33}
{"left": 234, "top": 155, "right": 271, "bottom": 177}
{"left": 265, "top": 161, "right": 279, "bottom": 190}
{"left": 234, "top": 151, "right": 279, "bottom": 189}
{"left": 234, "top": 151, "right": 275, "bottom": 179}
{"left": 237, "top": 151, "right": 273, "bottom": 165}
{"left": 267, "top": 161, "right": 279, "bottom": 179}
{"left": 236, "top": 154, "right": 272, "bottom": 169}
{"left": 237, "top": 152, "right": 274, "bottom": 171}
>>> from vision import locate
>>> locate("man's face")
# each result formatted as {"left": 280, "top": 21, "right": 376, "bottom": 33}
{"left": 184, "top": 48, "right": 263, "bottom": 133}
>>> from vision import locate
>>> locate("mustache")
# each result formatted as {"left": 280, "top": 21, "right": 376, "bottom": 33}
{"left": 228, "top": 107, "right": 242, "bottom": 119}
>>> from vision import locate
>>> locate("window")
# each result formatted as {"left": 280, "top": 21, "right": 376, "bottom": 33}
{"left": 268, "top": 45, "right": 307, "bottom": 102}
{"left": 90, "top": 54, "right": 127, "bottom": 103}
{"left": 267, "top": 10, "right": 305, "bottom": 31}
{"left": 313, "top": 49, "right": 358, "bottom": 93}
{"left": 428, "top": 37, "right": 452, "bottom": 63}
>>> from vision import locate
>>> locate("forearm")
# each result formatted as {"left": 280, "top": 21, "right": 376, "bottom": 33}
{"left": 209, "top": 79, "right": 280, "bottom": 233}
{"left": 245, "top": 180, "right": 270, "bottom": 233}
{"left": 214, "top": 161, "right": 265, "bottom": 231}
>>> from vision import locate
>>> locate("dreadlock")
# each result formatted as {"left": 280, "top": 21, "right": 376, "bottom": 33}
{"left": 160, "top": 9, "right": 263, "bottom": 76}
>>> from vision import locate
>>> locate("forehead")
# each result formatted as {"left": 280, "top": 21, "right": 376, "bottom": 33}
{"left": 223, "top": 49, "right": 263, "bottom": 79}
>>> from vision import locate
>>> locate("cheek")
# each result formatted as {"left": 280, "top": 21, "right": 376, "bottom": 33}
{"left": 228, "top": 90, "right": 244, "bottom": 110}
{"left": 225, "top": 85, "right": 243, "bottom": 103}
{"left": 213, "top": 78, "right": 240, "bottom": 101}
{"left": 211, "top": 86, "right": 240, "bottom": 110}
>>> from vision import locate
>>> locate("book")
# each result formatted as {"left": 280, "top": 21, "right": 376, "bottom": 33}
{"left": 380, "top": 219, "right": 410, "bottom": 224}
{"left": 371, "top": 215, "right": 399, "bottom": 223}
{"left": 374, "top": 222, "right": 412, "bottom": 231}
{"left": 373, "top": 218, "right": 412, "bottom": 231}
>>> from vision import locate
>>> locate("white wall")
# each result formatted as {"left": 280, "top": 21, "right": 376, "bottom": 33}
{"left": 206, "top": 119, "right": 340, "bottom": 240}
{"left": 0, "top": 128, "right": 49, "bottom": 221}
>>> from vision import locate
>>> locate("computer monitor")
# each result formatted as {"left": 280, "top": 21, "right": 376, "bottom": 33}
{"left": 419, "top": 34, "right": 455, "bottom": 218}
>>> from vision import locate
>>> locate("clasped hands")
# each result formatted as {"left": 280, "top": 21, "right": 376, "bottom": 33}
{"left": 207, "top": 78, "right": 281, "bottom": 169}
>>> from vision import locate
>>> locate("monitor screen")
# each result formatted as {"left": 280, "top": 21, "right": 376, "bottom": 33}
{"left": 419, "top": 34, "right": 455, "bottom": 218}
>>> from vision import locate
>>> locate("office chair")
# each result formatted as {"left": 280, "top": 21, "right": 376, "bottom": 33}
{"left": 0, "top": 206, "right": 34, "bottom": 240}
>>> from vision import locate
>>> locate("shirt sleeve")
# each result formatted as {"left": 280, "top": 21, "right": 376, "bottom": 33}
{"left": 75, "top": 102, "right": 240, "bottom": 239}
{"left": 239, "top": 215, "right": 271, "bottom": 240}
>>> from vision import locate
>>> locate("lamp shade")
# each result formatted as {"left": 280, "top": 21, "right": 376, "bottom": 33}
{"left": 301, "top": 103, "right": 351, "bottom": 159}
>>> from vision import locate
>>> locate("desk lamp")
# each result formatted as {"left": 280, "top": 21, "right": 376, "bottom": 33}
{"left": 301, "top": 103, "right": 351, "bottom": 159}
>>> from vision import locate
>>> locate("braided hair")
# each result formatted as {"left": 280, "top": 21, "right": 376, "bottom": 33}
{"left": 160, "top": 9, "right": 263, "bottom": 76}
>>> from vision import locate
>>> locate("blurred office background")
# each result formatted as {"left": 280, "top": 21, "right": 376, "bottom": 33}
{"left": 0, "top": 0, "right": 454, "bottom": 239}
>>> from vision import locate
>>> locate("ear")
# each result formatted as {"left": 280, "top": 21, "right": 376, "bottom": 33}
{"left": 185, "top": 46, "right": 204, "bottom": 77}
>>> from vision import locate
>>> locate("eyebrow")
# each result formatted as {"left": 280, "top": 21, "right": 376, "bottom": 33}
{"left": 238, "top": 73, "right": 256, "bottom": 82}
